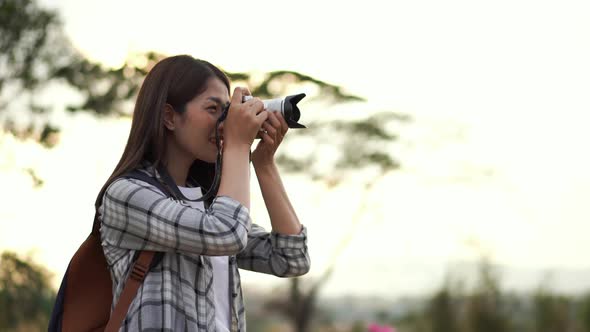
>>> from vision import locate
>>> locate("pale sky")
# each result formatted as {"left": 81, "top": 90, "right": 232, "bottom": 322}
{"left": 2, "top": 0, "right": 590, "bottom": 297}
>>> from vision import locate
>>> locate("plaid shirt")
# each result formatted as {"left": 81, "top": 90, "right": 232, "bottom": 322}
{"left": 99, "top": 164, "right": 310, "bottom": 331}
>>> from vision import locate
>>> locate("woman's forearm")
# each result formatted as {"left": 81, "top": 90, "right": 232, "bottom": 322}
{"left": 217, "top": 145, "right": 252, "bottom": 210}
{"left": 254, "top": 162, "right": 301, "bottom": 235}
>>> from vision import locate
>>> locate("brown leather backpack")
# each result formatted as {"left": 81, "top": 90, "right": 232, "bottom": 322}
{"left": 48, "top": 171, "right": 165, "bottom": 331}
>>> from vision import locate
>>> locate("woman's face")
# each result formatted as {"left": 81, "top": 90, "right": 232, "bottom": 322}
{"left": 170, "top": 77, "right": 229, "bottom": 163}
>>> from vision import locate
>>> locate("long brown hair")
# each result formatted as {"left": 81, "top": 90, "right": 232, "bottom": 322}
{"left": 95, "top": 55, "right": 230, "bottom": 209}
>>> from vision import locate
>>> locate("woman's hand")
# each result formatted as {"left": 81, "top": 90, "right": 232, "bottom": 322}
{"left": 223, "top": 87, "right": 268, "bottom": 151}
{"left": 251, "top": 111, "right": 289, "bottom": 168}
{"left": 217, "top": 87, "right": 267, "bottom": 210}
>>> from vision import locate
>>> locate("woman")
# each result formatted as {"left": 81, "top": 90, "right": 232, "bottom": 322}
{"left": 96, "top": 55, "right": 310, "bottom": 331}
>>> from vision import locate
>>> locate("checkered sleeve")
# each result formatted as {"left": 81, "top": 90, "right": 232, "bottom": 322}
{"left": 99, "top": 178, "right": 251, "bottom": 256}
{"left": 236, "top": 223, "right": 310, "bottom": 277}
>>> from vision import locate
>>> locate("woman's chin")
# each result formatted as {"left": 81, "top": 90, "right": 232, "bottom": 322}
{"left": 198, "top": 153, "right": 217, "bottom": 164}
{"left": 193, "top": 145, "right": 220, "bottom": 164}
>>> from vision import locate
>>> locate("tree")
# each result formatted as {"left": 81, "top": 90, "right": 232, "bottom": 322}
{"left": 533, "top": 289, "right": 573, "bottom": 332}
{"left": 0, "top": 0, "right": 162, "bottom": 147}
{"left": 1, "top": 0, "right": 367, "bottom": 150}
{"left": 463, "top": 262, "right": 512, "bottom": 332}
{"left": 0, "top": 251, "right": 56, "bottom": 331}
{"left": 429, "top": 284, "right": 458, "bottom": 332}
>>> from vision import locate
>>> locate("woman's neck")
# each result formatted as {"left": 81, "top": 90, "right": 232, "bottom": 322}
{"left": 163, "top": 143, "right": 192, "bottom": 187}
{"left": 165, "top": 160, "right": 190, "bottom": 187}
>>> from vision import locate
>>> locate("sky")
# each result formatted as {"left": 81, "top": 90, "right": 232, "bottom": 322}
{"left": 2, "top": 0, "right": 590, "bottom": 298}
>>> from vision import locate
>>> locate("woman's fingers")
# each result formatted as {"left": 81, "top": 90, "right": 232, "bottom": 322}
{"left": 262, "top": 121, "right": 278, "bottom": 137}
{"left": 261, "top": 130, "right": 274, "bottom": 145}
{"left": 266, "top": 111, "right": 281, "bottom": 129}
{"left": 244, "top": 98, "right": 264, "bottom": 114}
{"left": 230, "top": 87, "right": 248, "bottom": 105}
{"left": 226, "top": 87, "right": 269, "bottom": 146}
{"left": 225, "top": 89, "right": 292, "bottom": 147}
{"left": 255, "top": 109, "right": 269, "bottom": 125}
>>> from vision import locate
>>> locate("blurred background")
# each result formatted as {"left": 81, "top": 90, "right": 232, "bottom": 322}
{"left": 1, "top": 0, "right": 590, "bottom": 331}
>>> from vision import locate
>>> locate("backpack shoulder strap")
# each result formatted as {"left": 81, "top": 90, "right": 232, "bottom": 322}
{"left": 122, "top": 169, "right": 171, "bottom": 195}
{"left": 92, "top": 169, "right": 173, "bottom": 235}
{"left": 103, "top": 169, "right": 170, "bottom": 332}
{"left": 105, "top": 250, "right": 155, "bottom": 332}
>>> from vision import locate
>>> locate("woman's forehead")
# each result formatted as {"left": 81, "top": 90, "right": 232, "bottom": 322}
{"left": 201, "top": 78, "right": 229, "bottom": 102}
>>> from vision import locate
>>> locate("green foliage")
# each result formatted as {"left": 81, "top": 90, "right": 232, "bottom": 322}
{"left": 463, "top": 263, "right": 512, "bottom": 332}
{"left": 0, "top": 0, "right": 164, "bottom": 145}
{"left": 0, "top": 0, "right": 59, "bottom": 92}
{"left": 387, "top": 261, "right": 590, "bottom": 332}
{"left": 226, "top": 70, "right": 365, "bottom": 103}
{"left": 579, "top": 293, "right": 590, "bottom": 332}
{"left": 351, "top": 320, "right": 368, "bottom": 332}
{"left": 277, "top": 111, "right": 408, "bottom": 180}
{"left": 57, "top": 51, "right": 165, "bottom": 116}
{"left": 2, "top": 0, "right": 406, "bottom": 187}
{"left": 329, "top": 115, "right": 397, "bottom": 141}
{"left": 275, "top": 154, "right": 313, "bottom": 173}
{"left": 429, "top": 286, "right": 457, "bottom": 332}
{"left": 0, "top": 251, "right": 56, "bottom": 331}
{"left": 532, "top": 290, "right": 573, "bottom": 332}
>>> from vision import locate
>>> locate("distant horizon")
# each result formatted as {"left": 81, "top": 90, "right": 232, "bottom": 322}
{"left": 239, "top": 257, "right": 590, "bottom": 300}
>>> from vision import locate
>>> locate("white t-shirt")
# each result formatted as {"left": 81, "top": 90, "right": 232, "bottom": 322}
{"left": 178, "top": 185, "right": 230, "bottom": 332}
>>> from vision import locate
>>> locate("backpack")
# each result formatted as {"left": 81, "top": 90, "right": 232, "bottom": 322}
{"left": 48, "top": 170, "right": 169, "bottom": 332}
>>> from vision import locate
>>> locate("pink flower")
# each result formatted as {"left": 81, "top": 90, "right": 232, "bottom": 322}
{"left": 367, "top": 322, "right": 396, "bottom": 332}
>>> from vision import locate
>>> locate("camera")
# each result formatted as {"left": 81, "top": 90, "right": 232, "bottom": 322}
{"left": 202, "top": 93, "right": 306, "bottom": 202}
{"left": 220, "top": 93, "right": 306, "bottom": 128}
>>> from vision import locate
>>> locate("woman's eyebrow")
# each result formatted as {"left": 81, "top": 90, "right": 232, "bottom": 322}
{"left": 207, "top": 96, "right": 229, "bottom": 105}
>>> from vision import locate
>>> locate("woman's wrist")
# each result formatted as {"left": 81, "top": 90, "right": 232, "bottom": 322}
{"left": 253, "top": 158, "right": 277, "bottom": 174}
{"left": 223, "top": 142, "right": 252, "bottom": 156}
{"left": 218, "top": 143, "right": 252, "bottom": 209}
